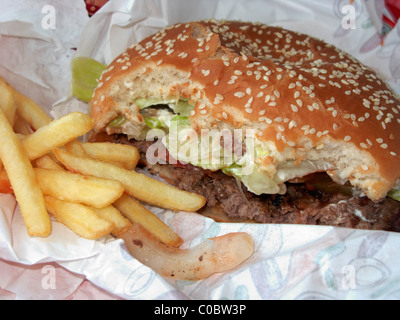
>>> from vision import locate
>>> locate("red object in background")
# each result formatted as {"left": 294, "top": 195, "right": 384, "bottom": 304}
{"left": 85, "top": 0, "right": 109, "bottom": 16}
{"left": 383, "top": 0, "right": 400, "bottom": 36}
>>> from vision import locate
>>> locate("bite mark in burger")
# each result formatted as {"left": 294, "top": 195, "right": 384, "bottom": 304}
{"left": 88, "top": 20, "right": 400, "bottom": 231}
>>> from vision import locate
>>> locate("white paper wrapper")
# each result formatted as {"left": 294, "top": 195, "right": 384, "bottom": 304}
{"left": 1, "top": 0, "right": 400, "bottom": 300}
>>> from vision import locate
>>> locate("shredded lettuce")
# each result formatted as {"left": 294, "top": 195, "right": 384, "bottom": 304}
{"left": 388, "top": 189, "right": 400, "bottom": 202}
{"left": 108, "top": 115, "right": 127, "bottom": 127}
{"left": 170, "top": 115, "right": 190, "bottom": 127}
{"left": 222, "top": 163, "right": 244, "bottom": 177}
{"left": 223, "top": 163, "right": 279, "bottom": 195}
{"left": 71, "top": 56, "right": 107, "bottom": 102}
{"left": 144, "top": 117, "right": 163, "bottom": 129}
{"left": 173, "top": 100, "right": 194, "bottom": 116}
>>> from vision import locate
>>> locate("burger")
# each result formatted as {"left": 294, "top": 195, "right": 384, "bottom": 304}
{"left": 88, "top": 19, "right": 400, "bottom": 232}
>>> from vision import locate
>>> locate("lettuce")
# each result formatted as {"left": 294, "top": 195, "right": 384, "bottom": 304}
{"left": 71, "top": 57, "right": 107, "bottom": 102}
{"left": 144, "top": 117, "right": 163, "bottom": 129}
{"left": 388, "top": 189, "right": 400, "bottom": 202}
{"left": 170, "top": 115, "right": 190, "bottom": 127}
{"left": 108, "top": 115, "right": 127, "bottom": 127}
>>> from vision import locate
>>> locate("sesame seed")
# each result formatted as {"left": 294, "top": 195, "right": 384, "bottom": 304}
{"left": 287, "top": 141, "right": 296, "bottom": 147}
{"left": 201, "top": 69, "right": 210, "bottom": 76}
{"left": 344, "top": 136, "right": 352, "bottom": 141}
{"left": 234, "top": 92, "right": 245, "bottom": 98}
{"left": 296, "top": 99, "right": 303, "bottom": 107}
{"left": 291, "top": 104, "right": 299, "bottom": 112}
{"left": 289, "top": 120, "right": 297, "bottom": 129}
{"left": 277, "top": 125, "right": 285, "bottom": 132}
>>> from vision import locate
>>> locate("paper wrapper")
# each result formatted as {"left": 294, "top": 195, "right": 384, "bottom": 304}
{"left": 1, "top": 0, "right": 400, "bottom": 300}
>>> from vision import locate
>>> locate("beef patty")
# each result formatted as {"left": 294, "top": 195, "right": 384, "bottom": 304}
{"left": 95, "top": 134, "right": 400, "bottom": 232}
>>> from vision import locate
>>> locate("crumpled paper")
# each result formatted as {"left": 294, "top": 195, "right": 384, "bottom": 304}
{"left": 1, "top": 0, "right": 400, "bottom": 300}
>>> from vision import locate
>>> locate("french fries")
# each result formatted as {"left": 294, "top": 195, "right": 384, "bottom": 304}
{"left": 114, "top": 194, "right": 183, "bottom": 247}
{"left": 92, "top": 205, "right": 132, "bottom": 236}
{"left": 34, "top": 168, "right": 124, "bottom": 208}
{"left": 35, "top": 154, "right": 64, "bottom": 170}
{"left": 53, "top": 148, "right": 207, "bottom": 212}
{"left": 45, "top": 196, "right": 114, "bottom": 240}
{"left": 65, "top": 139, "right": 87, "bottom": 157}
{"left": 21, "top": 112, "right": 94, "bottom": 160}
{"left": 0, "top": 76, "right": 219, "bottom": 271}
{"left": 0, "top": 107, "right": 51, "bottom": 237}
{"left": 0, "top": 75, "right": 52, "bottom": 130}
{"left": 0, "top": 81, "right": 16, "bottom": 127}
{"left": 80, "top": 142, "right": 140, "bottom": 170}
{"left": 15, "top": 91, "right": 53, "bottom": 130}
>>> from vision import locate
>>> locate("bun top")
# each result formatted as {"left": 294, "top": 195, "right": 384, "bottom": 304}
{"left": 91, "top": 20, "right": 400, "bottom": 200}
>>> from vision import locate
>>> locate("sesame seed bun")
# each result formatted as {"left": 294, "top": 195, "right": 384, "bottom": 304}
{"left": 90, "top": 19, "right": 400, "bottom": 201}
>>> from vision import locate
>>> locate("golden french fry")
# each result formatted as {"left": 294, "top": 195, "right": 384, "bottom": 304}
{"left": 15, "top": 91, "right": 52, "bottom": 130}
{"left": 15, "top": 93, "right": 52, "bottom": 130}
{"left": 35, "top": 154, "right": 64, "bottom": 170}
{"left": 53, "top": 148, "right": 206, "bottom": 212}
{"left": 0, "top": 76, "right": 53, "bottom": 130}
{"left": 45, "top": 195, "right": 114, "bottom": 240}
{"left": 0, "top": 81, "right": 16, "bottom": 126}
{"left": 92, "top": 205, "right": 132, "bottom": 236}
{"left": 81, "top": 142, "right": 140, "bottom": 170}
{"left": 114, "top": 194, "right": 183, "bottom": 247}
{"left": 0, "top": 77, "right": 53, "bottom": 130}
{"left": 65, "top": 139, "right": 87, "bottom": 157}
{"left": 0, "top": 108, "right": 51, "bottom": 237}
{"left": 35, "top": 168, "right": 124, "bottom": 208}
{"left": 21, "top": 112, "right": 94, "bottom": 161}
